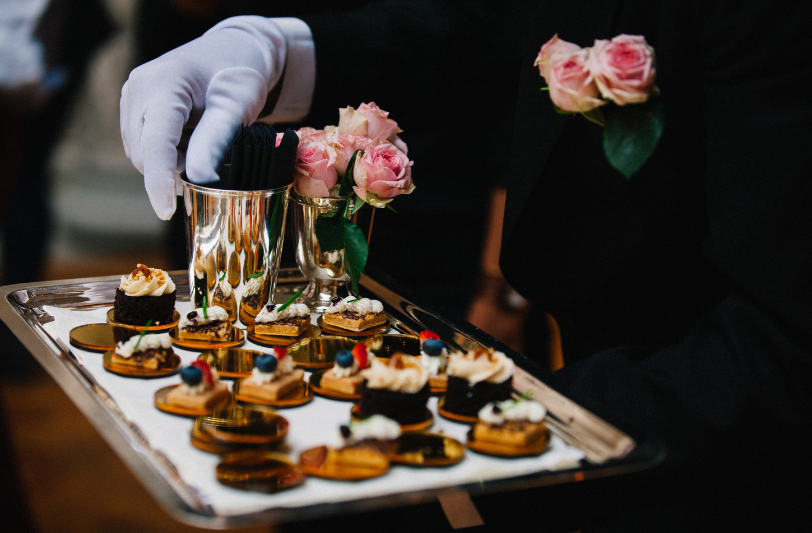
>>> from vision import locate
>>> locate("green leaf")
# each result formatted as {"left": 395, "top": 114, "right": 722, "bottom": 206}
{"left": 580, "top": 107, "right": 606, "bottom": 127}
{"left": 602, "top": 98, "right": 664, "bottom": 180}
{"left": 350, "top": 196, "right": 365, "bottom": 216}
{"left": 338, "top": 149, "right": 363, "bottom": 198}
{"left": 314, "top": 211, "right": 345, "bottom": 252}
{"left": 385, "top": 203, "right": 397, "bottom": 214}
{"left": 341, "top": 217, "right": 369, "bottom": 295}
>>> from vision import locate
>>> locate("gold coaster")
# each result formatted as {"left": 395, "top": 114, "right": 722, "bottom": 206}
{"left": 69, "top": 323, "right": 139, "bottom": 352}
{"left": 436, "top": 397, "right": 479, "bottom": 424}
{"left": 102, "top": 351, "right": 181, "bottom": 378}
{"left": 466, "top": 428, "right": 550, "bottom": 457}
{"left": 299, "top": 446, "right": 389, "bottom": 481}
{"left": 153, "top": 385, "right": 232, "bottom": 417}
{"left": 217, "top": 451, "right": 305, "bottom": 492}
{"left": 287, "top": 336, "right": 357, "bottom": 369}
{"left": 196, "top": 348, "right": 264, "bottom": 379}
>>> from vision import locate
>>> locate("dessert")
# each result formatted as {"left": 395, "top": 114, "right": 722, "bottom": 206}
{"left": 472, "top": 398, "right": 548, "bottom": 451}
{"left": 166, "top": 361, "right": 229, "bottom": 410}
{"left": 113, "top": 264, "right": 176, "bottom": 326}
{"left": 254, "top": 302, "right": 311, "bottom": 337}
{"left": 111, "top": 332, "right": 173, "bottom": 370}
{"left": 325, "top": 415, "right": 401, "bottom": 469}
{"left": 240, "top": 273, "right": 265, "bottom": 315}
{"left": 320, "top": 343, "right": 370, "bottom": 395}
{"left": 442, "top": 347, "right": 515, "bottom": 418}
{"left": 238, "top": 349, "right": 305, "bottom": 401}
{"left": 178, "top": 305, "right": 233, "bottom": 341}
{"left": 356, "top": 352, "right": 430, "bottom": 425}
{"left": 322, "top": 296, "right": 386, "bottom": 332}
{"left": 211, "top": 273, "right": 237, "bottom": 317}
{"left": 419, "top": 333, "right": 448, "bottom": 390}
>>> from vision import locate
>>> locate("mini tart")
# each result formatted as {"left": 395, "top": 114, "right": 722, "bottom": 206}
{"left": 322, "top": 310, "right": 386, "bottom": 332}
{"left": 320, "top": 370, "right": 365, "bottom": 396}
{"left": 472, "top": 420, "right": 548, "bottom": 448}
{"left": 356, "top": 353, "right": 430, "bottom": 426}
{"left": 211, "top": 285, "right": 236, "bottom": 312}
{"left": 178, "top": 320, "right": 233, "bottom": 341}
{"left": 238, "top": 369, "right": 305, "bottom": 402}
{"left": 326, "top": 440, "right": 394, "bottom": 470}
{"left": 254, "top": 316, "right": 310, "bottom": 337}
{"left": 166, "top": 381, "right": 229, "bottom": 410}
{"left": 111, "top": 347, "right": 171, "bottom": 370}
{"left": 320, "top": 345, "right": 369, "bottom": 396}
{"left": 113, "top": 264, "right": 176, "bottom": 326}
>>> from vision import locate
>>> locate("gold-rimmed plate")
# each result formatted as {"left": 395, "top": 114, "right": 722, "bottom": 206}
{"left": 360, "top": 334, "right": 420, "bottom": 357}
{"left": 200, "top": 406, "right": 288, "bottom": 445}
{"left": 153, "top": 385, "right": 232, "bottom": 417}
{"left": 466, "top": 428, "right": 550, "bottom": 457}
{"left": 69, "top": 323, "right": 139, "bottom": 352}
{"left": 102, "top": 351, "right": 181, "bottom": 378}
{"left": 390, "top": 432, "right": 466, "bottom": 467}
{"left": 196, "top": 348, "right": 264, "bottom": 379}
{"left": 437, "top": 397, "right": 479, "bottom": 424}
{"left": 233, "top": 379, "right": 314, "bottom": 408}
{"left": 287, "top": 336, "right": 357, "bottom": 369}
{"left": 308, "top": 369, "right": 361, "bottom": 401}
{"left": 317, "top": 316, "right": 391, "bottom": 337}
{"left": 299, "top": 445, "right": 389, "bottom": 481}
{"left": 168, "top": 326, "right": 244, "bottom": 350}
{"left": 106, "top": 308, "right": 180, "bottom": 330}
{"left": 191, "top": 418, "right": 275, "bottom": 455}
{"left": 350, "top": 404, "right": 433, "bottom": 432}
{"left": 246, "top": 323, "right": 321, "bottom": 347}
{"left": 217, "top": 451, "right": 305, "bottom": 492}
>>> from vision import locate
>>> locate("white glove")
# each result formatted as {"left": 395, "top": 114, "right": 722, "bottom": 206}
{"left": 121, "top": 16, "right": 309, "bottom": 220}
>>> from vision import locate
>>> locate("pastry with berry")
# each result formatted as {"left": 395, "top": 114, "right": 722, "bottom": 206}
{"left": 254, "top": 302, "right": 311, "bottom": 337}
{"left": 166, "top": 361, "right": 229, "bottom": 410}
{"left": 320, "top": 343, "right": 370, "bottom": 396}
{"left": 238, "top": 349, "right": 305, "bottom": 401}
{"left": 322, "top": 296, "right": 386, "bottom": 332}
{"left": 419, "top": 331, "right": 448, "bottom": 390}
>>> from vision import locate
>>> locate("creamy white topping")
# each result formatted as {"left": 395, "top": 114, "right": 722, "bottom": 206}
{"left": 325, "top": 296, "right": 384, "bottom": 315}
{"left": 243, "top": 275, "right": 263, "bottom": 296}
{"left": 255, "top": 303, "right": 310, "bottom": 324}
{"left": 420, "top": 347, "right": 448, "bottom": 377}
{"left": 478, "top": 399, "right": 547, "bottom": 425}
{"left": 114, "top": 332, "right": 172, "bottom": 358}
{"left": 120, "top": 265, "right": 175, "bottom": 297}
{"left": 330, "top": 356, "right": 360, "bottom": 378}
{"left": 217, "top": 277, "right": 232, "bottom": 298}
{"left": 328, "top": 415, "right": 401, "bottom": 448}
{"left": 447, "top": 348, "right": 514, "bottom": 385}
{"left": 179, "top": 305, "right": 229, "bottom": 328}
{"left": 247, "top": 355, "right": 296, "bottom": 384}
{"left": 361, "top": 354, "right": 428, "bottom": 393}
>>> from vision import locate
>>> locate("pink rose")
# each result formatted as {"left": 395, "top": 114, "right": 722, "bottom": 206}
{"left": 588, "top": 34, "right": 656, "bottom": 106}
{"left": 332, "top": 134, "right": 371, "bottom": 176}
{"left": 534, "top": 34, "right": 582, "bottom": 79}
{"left": 293, "top": 140, "right": 338, "bottom": 197}
{"left": 545, "top": 49, "right": 605, "bottom": 113}
{"left": 352, "top": 139, "right": 414, "bottom": 207}
{"left": 338, "top": 102, "right": 402, "bottom": 142}
{"left": 296, "top": 127, "right": 335, "bottom": 143}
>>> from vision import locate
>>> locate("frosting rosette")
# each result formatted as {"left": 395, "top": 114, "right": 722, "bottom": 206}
{"left": 120, "top": 264, "right": 175, "bottom": 296}
{"left": 361, "top": 353, "right": 428, "bottom": 393}
{"left": 325, "top": 296, "right": 384, "bottom": 315}
{"left": 255, "top": 303, "right": 310, "bottom": 324}
{"left": 179, "top": 306, "right": 229, "bottom": 328}
{"left": 114, "top": 332, "right": 172, "bottom": 358}
{"left": 242, "top": 274, "right": 263, "bottom": 296}
{"left": 447, "top": 348, "right": 514, "bottom": 385}
{"left": 478, "top": 399, "right": 547, "bottom": 426}
{"left": 329, "top": 415, "right": 401, "bottom": 448}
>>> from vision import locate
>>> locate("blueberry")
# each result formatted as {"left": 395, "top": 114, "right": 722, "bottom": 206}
{"left": 339, "top": 425, "right": 352, "bottom": 439}
{"left": 265, "top": 304, "right": 277, "bottom": 312}
{"left": 335, "top": 350, "right": 354, "bottom": 368}
{"left": 330, "top": 296, "right": 342, "bottom": 306}
{"left": 422, "top": 339, "right": 444, "bottom": 356}
{"left": 186, "top": 310, "right": 198, "bottom": 320}
{"left": 256, "top": 353, "right": 278, "bottom": 373}
{"left": 181, "top": 366, "right": 203, "bottom": 386}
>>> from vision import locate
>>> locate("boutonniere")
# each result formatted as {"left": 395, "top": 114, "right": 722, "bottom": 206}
{"left": 535, "top": 34, "right": 664, "bottom": 179}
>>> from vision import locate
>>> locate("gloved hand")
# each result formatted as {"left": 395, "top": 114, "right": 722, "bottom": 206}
{"left": 120, "top": 16, "right": 290, "bottom": 220}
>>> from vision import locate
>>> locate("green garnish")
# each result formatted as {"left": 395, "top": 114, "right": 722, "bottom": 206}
{"left": 277, "top": 289, "right": 303, "bottom": 312}
{"left": 219, "top": 271, "right": 226, "bottom": 282}
{"left": 202, "top": 296, "right": 208, "bottom": 319}
{"left": 133, "top": 320, "right": 153, "bottom": 350}
{"left": 346, "top": 297, "right": 361, "bottom": 303}
{"left": 249, "top": 272, "right": 263, "bottom": 279}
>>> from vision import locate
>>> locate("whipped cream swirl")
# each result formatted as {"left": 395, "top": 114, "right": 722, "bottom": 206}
{"left": 361, "top": 354, "right": 427, "bottom": 393}
{"left": 478, "top": 399, "right": 546, "bottom": 425}
{"left": 216, "top": 277, "right": 232, "bottom": 297}
{"left": 447, "top": 348, "right": 514, "bottom": 385}
{"left": 325, "top": 296, "right": 383, "bottom": 315}
{"left": 328, "top": 415, "right": 401, "bottom": 448}
{"left": 120, "top": 264, "right": 175, "bottom": 296}
{"left": 115, "top": 332, "right": 172, "bottom": 358}
{"left": 243, "top": 275, "right": 263, "bottom": 296}
{"left": 255, "top": 303, "right": 310, "bottom": 324}
{"left": 179, "top": 305, "right": 229, "bottom": 328}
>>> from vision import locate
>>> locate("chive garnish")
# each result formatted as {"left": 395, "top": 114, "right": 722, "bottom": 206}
{"left": 202, "top": 296, "right": 208, "bottom": 319}
{"left": 346, "top": 297, "right": 361, "bottom": 303}
{"left": 276, "top": 289, "right": 303, "bottom": 312}
{"left": 249, "top": 272, "right": 263, "bottom": 279}
{"left": 219, "top": 271, "right": 226, "bottom": 282}
{"left": 133, "top": 319, "right": 153, "bottom": 350}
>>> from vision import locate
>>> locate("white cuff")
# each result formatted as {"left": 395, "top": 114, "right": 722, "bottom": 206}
{"left": 263, "top": 18, "right": 315, "bottom": 124}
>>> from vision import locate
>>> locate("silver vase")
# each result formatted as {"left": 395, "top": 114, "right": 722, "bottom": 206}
{"left": 291, "top": 191, "right": 353, "bottom": 311}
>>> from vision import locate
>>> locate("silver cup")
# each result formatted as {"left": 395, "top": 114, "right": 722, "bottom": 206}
{"left": 290, "top": 191, "right": 352, "bottom": 311}
{"left": 182, "top": 180, "right": 291, "bottom": 324}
